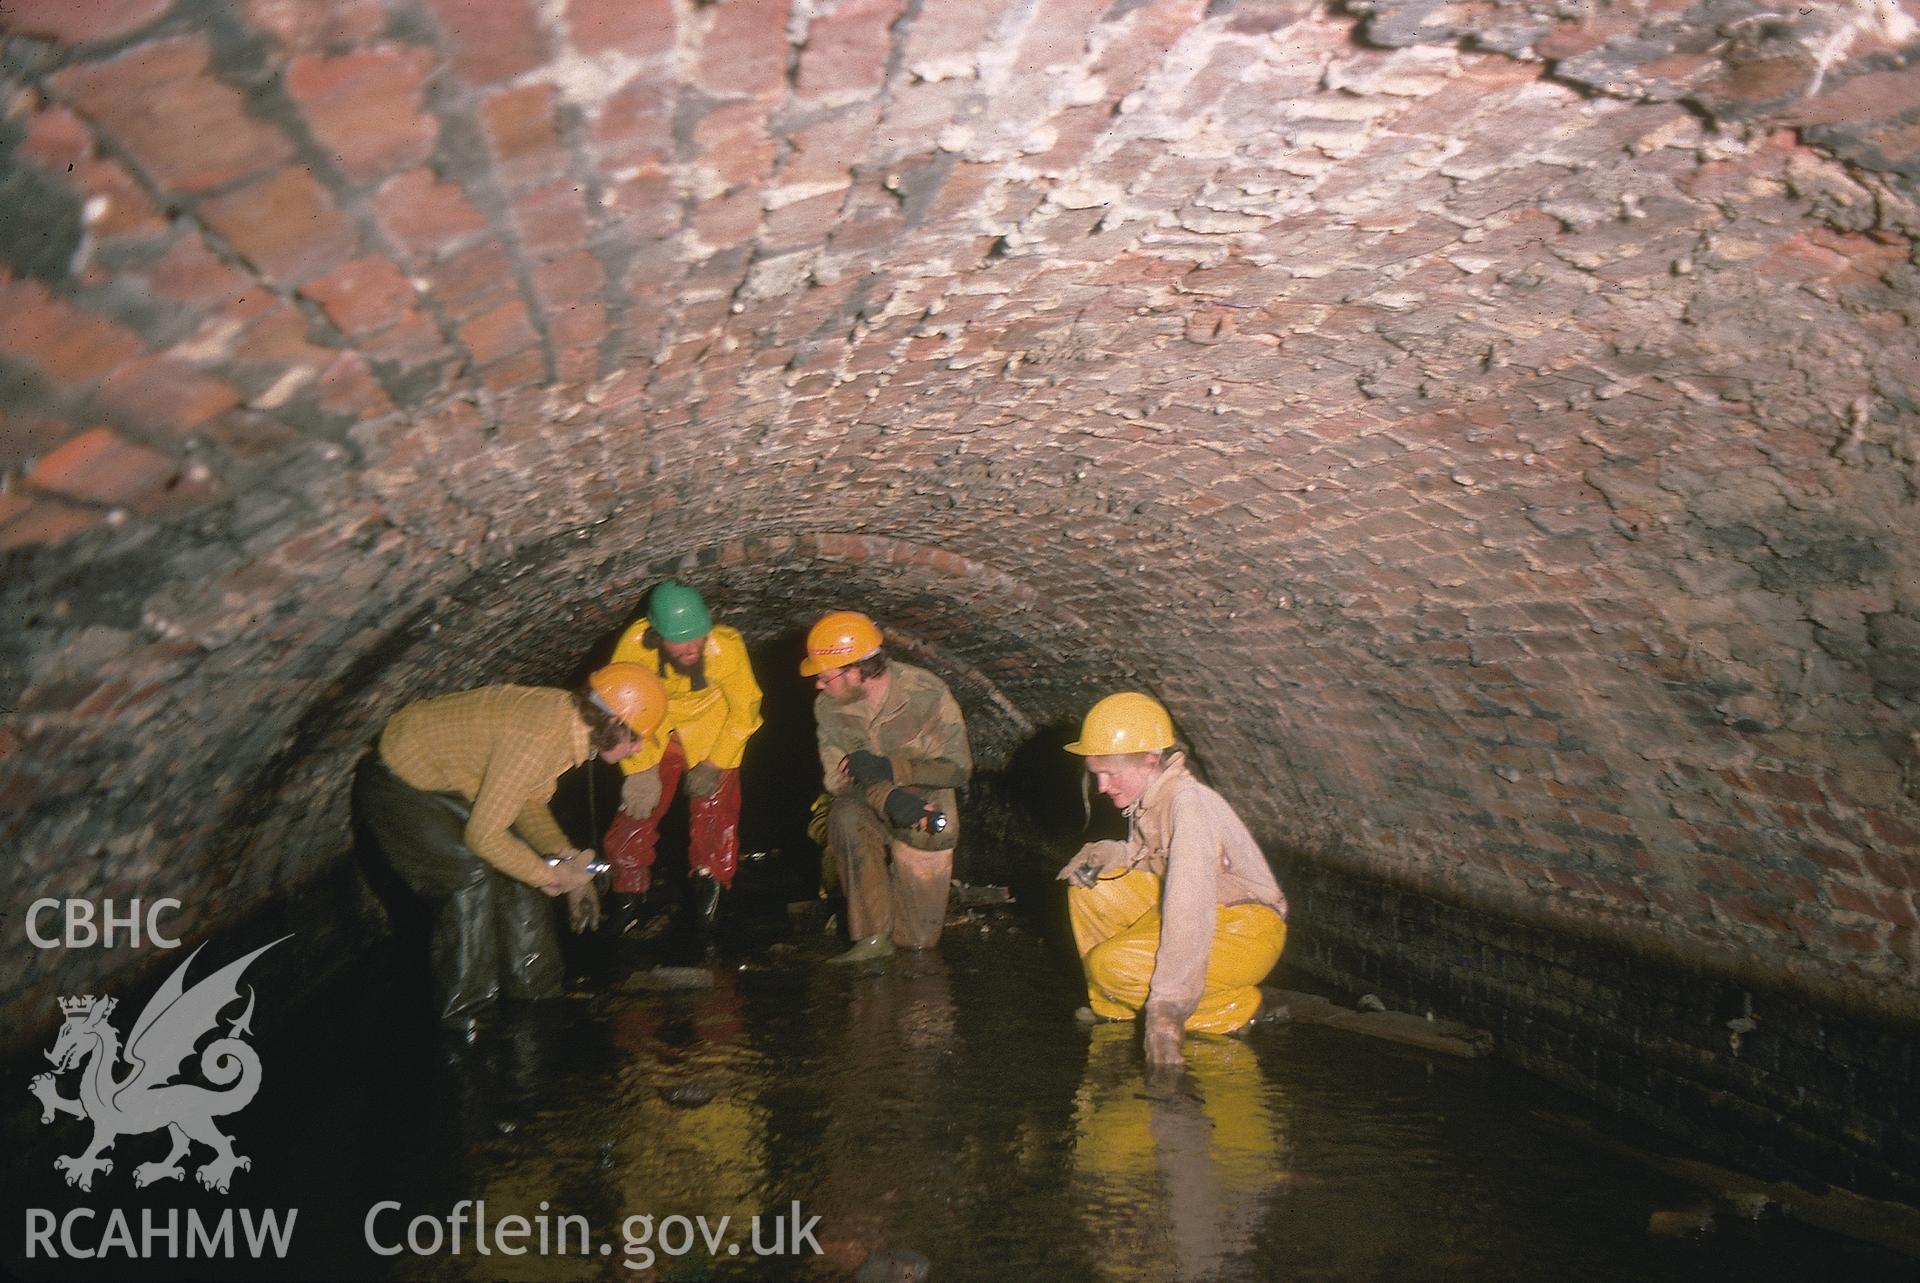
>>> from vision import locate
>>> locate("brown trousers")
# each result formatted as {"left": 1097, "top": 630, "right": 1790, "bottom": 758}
{"left": 826, "top": 794, "right": 957, "bottom": 949}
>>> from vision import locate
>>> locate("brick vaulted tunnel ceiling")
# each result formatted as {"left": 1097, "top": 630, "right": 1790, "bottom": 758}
{"left": 3, "top": 0, "right": 1920, "bottom": 1043}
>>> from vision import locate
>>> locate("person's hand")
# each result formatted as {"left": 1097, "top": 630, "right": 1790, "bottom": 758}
{"left": 684, "top": 760, "right": 724, "bottom": 797}
{"left": 567, "top": 881, "right": 602, "bottom": 932}
{"left": 1057, "top": 848, "right": 1104, "bottom": 888}
{"left": 621, "top": 768, "right": 662, "bottom": 817}
{"left": 545, "top": 852, "right": 594, "bottom": 894}
{"left": 843, "top": 750, "right": 893, "bottom": 786}
{"left": 1057, "top": 855, "right": 1099, "bottom": 888}
{"left": 1144, "top": 1012, "right": 1186, "bottom": 1071}
{"left": 883, "top": 789, "right": 938, "bottom": 832}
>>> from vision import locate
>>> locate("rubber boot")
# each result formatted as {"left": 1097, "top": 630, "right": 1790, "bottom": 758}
{"left": 604, "top": 892, "right": 644, "bottom": 936}
{"left": 691, "top": 874, "right": 721, "bottom": 932}
{"left": 826, "top": 933, "right": 896, "bottom": 965}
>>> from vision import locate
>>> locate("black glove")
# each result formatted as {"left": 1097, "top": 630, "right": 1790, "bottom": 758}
{"left": 845, "top": 750, "right": 893, "bottom": 786}
{"left": 884, "top": 788, "right": 935, "bottom": 831}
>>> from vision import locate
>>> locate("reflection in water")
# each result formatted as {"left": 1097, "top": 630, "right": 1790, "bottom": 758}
{"left": 1072, "top": 1027, "right": 1286, "bottom": 1283}
{"left": 811, "top": 953, "right": 958, "bottom": 1277}
{"left": 430, "top": 980, "right": 777, "bottom": 1282}
{"left": 9, "top": 928, "right": 1917, "bottom": 1283}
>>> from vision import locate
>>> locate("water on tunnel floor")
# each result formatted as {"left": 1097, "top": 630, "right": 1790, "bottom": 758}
{"left": 3, "top": 896, "right": 1914, "bottom": 1283}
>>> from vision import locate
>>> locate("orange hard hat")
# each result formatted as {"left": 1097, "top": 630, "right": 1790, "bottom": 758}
{"left": 588, "top": 662, "right": 667, "bottom": 736}
{"left": 799, "top": 611, "right": 883, "bottom": 676}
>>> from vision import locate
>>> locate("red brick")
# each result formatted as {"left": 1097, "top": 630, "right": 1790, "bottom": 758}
{"left": 1534, "top": 22, "right": 1612, "bottom": 60}
{"left": 199, "top": 168, "right": 359, "bottom": 286}
{"left": 421, "top": 0, "right": 548, "bottom": 85}
{"left": 0, "top": 493, "right": 99, "bottom": 550}
{"left": 512, "top": 181, "right": 593, "bottom": 259}
{"left": 230, "top": 302, "right": 337, "bottom": 369}
{"left": 96, "top": 357, "right": 242, "bottom": 432}
{"left": 374, "top": 169, "right": 490, "bottom": 260}
{"left": 1867, "top": 811, "right": 1920, "bottom": 850}
{"left": 551, "top": 301, "right": 606, "bottom": 382}
{"left": 691, "top": 189, "right": 762, "bottom": 249}
{"left": 694, "top": 0, "right": 788, "bottom": 100}
{"left": 1014, "top": 0, "right": 1107, "bottom": 67}
{"left": 27, "top": 425, "right": 178, "bottom": 505}
{"left": 534, "top": 250, "right": 604, "bottom": 305}
{"left": 901, "top": 0, "right": 1004, "bottom": 63}
{"left": 607, "top": 169, "right": 680, "bottom": 238}
{"left": 359, "top": 311, "right": 449, "bottom": 366}
{"left": 483, "top": 83, "right": 565, "bottom": 187}
{"left": 285, "top": 46, "right": 438, "bottom": 184}
{"left": 1790, "top": 65, "right": 1920, "bottom": 128}
{"left": 314, "top": 351, "right": 394, "bottom": 418}
{"left": 762, "top": 188, "right": 846, "bottom": 249}
{"left": 0, "top": 277, "right": 144, "bottom": 386}
{"left": 593, "top": 80, "right": 673, "bottom": 166}
{"left": 795, "top": 0, "right": 900, "bottom": 102}
{"left": 2, "top": 0, "right": 168, "bottom": 44}
{"left": 142, "top": 235, "right": 262, "bottom": 311}
{"left": 567, "top": 0, "right": 674, "bottom": 58}
{"left": 20, "top": 104, "right": 92, "bottom": 169}
{"left": 300, "top": 254, "right": 419, "bottom": 335}
{"left": 241, "top": 0, "right": 387, "bottom": 52}
{"left": 1747, "top": 769, "right": 1826, "bottom": 806}
{"left": 1, "top": 410, "right": 79, "bottom": 469}
{"left": 694, "top": 101, "right": 777, "bottom": 189}
{"left": 426, "top": 242, "right": 517, "bottom": 317}
{"left": 76, "top": 157, "right": 171, "bottom": 242}
{"left": 774, "top": 107, "right": 872, "bottom": 188}
{"left": 478, "top": 348, "right": 546, "bottom": 391}
{"left": 459, "top": 299, "right": 538, "bottom": 364}
{"left": 49, "top": 38, "right": 291, "bottom": 193}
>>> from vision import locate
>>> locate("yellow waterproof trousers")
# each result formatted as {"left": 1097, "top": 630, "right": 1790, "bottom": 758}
{"left": 1069, "top": 869, "right": 1286, "bottom": 1034}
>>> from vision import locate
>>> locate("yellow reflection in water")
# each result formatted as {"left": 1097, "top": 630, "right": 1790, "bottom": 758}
{"left": 1071, "top": 1027, "right": 1288, "bottom": 1283}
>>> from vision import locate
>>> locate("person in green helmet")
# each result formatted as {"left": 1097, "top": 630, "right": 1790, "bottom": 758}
{"left": 602, "top": 581, "right": 764, "bottom": 930}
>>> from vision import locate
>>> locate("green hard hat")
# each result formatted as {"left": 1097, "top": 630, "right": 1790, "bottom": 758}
{"left": 649, "top": 580, "right": 712, "bottom": 642}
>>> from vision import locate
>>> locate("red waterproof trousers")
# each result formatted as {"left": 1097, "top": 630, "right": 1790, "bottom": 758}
{"left": 604, "top": 734, "right": 742, "bottom": 892}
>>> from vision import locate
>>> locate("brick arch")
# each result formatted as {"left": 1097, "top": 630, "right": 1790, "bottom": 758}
{"left": 2, "top": 0, "right": 1919, "bottom": 1196}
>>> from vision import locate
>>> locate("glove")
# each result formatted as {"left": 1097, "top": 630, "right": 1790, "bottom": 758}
{"left": 684, "top": 760, "right": 724, "bottom": 798}
{"left": 1057, "top": 850, "right": 1104, "bottom": 888}
{"left": 884, "top": 788, "right": 936, "bottom": 831}
{"left": 621, "top": 767, "right": 662, "bottom": 817}
{"left": 844, "top": 750, "right": 893, "bottom": 786}
{"left": 567, "top": 882, "right": 601, "bottom": 933}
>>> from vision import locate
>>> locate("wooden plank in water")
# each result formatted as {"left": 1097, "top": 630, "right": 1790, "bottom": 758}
{"left": 1268, "top": 989, "right": 1495, "bottom": 1058}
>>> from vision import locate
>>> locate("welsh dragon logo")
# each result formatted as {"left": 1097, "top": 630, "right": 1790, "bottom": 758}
{"left": 30, "top": 937, "right": 287, "bottom": 1194}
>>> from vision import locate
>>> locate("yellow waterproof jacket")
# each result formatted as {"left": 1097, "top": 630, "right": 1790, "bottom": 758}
{"left": 611, "top": 619, "right": 763, "bottom": 773}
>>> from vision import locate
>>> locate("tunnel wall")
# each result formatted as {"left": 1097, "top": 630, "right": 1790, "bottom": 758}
{"left": 3, "top": 0, "right": 1919, "bottom": 1202}
{"left": 1287, "top": 857, "right": 1920, "bottom": 1207}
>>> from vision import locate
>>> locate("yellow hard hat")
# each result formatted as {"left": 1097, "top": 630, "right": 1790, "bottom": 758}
{"left": 1064, "top": 692, "right": 1174, "bottom": 756}
{"left": 589, "top": 662, "right": 667, "bottom": 736}
{"left": 799, "top": 611, "right": 883, "bottom": 676}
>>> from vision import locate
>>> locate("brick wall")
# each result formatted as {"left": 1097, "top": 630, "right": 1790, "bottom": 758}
{"left": 1287, "top": 856, "right": 1920, "bottom": 1205}
{"left": 1, "top": 0, "right": 1916, "bottom": 1192}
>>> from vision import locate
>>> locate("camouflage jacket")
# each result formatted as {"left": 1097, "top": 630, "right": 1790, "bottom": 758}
{"left": 814, "top": 660, "right": 971, "bottom": 831}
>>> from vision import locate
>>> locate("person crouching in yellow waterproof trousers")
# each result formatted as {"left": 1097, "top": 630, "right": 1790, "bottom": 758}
{"left": 1059, "top": 692, "right": 1289, "bottom": 1071}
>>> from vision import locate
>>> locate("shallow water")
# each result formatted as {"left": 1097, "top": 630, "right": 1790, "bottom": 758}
{"left": 4, "top": 899, "right": 1915, "bottom": 1283}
